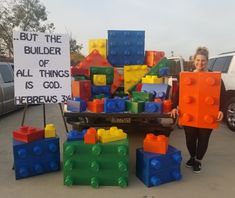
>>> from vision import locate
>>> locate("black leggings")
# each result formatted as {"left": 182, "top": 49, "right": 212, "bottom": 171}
{"left": 183, "top": 126, "right": 212, "bottom": 160}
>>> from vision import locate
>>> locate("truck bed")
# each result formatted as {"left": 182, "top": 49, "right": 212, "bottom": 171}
{"left": 64, "top": 110, "right": 176, "bottom": 136}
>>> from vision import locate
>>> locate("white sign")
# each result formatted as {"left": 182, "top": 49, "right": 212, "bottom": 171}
{"left": 13, "top": 31, "right": 71, "bottom": 104}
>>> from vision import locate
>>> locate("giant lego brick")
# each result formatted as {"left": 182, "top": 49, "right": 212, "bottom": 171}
{"left": 87, "top": 99, "right": 104, "bottom": 112}
{"left": 77, "top": 50, "right": 111, "bottom": 77}
{"left": 91, "top": 85, "right": 111, "bottom": 97}
{"left": 90, "top": 66, "right": 114, "bottom": 85}
{"left": 126, "top": 100, "right": 145, "bottom": 113}
{"left": 63, "top": 139, "right": 129, "bottom": 188}
{"left": 144, "top": 102, "right": 162, "bottom": 113}
{"left": 124, "top": 65, "right": 148, "bottom": 93}
{"left": 104, "top": 98, "right": 126, "bottom": 113}
{"left": 89, "top": 39, "right": 107, "bottom": 58}
{"left": 142, "top": 75, "right": 163, "bottom": 84}
{"left": 67, "top": 129, "right": 87, "bottom": 141}
{"left": 179, "top": 72, "right": 221, "bottom": 129}
{"left": 13, "top": 137, "right": 60, "bottom": 179}
{"left": 143, "top": 134, "right": 169, "bottom": 154}
{"left": 132, "top": 91, "right": 153, "bottom": 102}
{"left": 72, "top": 80, "right": 91, "bottom": 101}
{"left": 145, "top": 51, "right": 165, "bottom": 67}
{"left": 162, "top": 99, "right": 172, "bottom": 113}
{"left": 71, "top": 66, "right": 88, "bottom": 77}
{"left": 44, "top": 124, "right": 56, "bottom": 138}
{"left": 136, "top": 145, "right": 182, "bottom": 187}
{"left": 13, "top": 126, "right": 44, "bottom": 143}
{"left": 97, "top": 127, "right": 127, "bottom": 143}
{"left": 141, "top": 84, "right": 169, "bottom": 100}
{"left": 108, "top": 30, "right": 145, "bottom": 66}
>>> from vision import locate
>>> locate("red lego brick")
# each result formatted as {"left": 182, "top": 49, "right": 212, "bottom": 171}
{"left": 72, "top": 80, "right": 91, "bottom": 101}
{"left": 71, "top": 66, "right": 88, "bottom": 76}
{"left": 143, "top": 133, "right": 169, "bottom": 154}
{"left": 179, "top": 72, "right": 221, "bottom": 129}
{"left": 84, "top": 128, "right": 97, "bottom": 144}
{"left": 111, "top": 68, "right": 123, "bottom": 93}
{"left": 13, "top": 126, "right": 44, "bottom": 143}
{"left": 87, "top": 99, "right": 104, "bottom": 112}
{"left": 78, "top": 50, "right": 111, "bottom": 77}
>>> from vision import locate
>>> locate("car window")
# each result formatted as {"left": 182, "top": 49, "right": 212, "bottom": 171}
{"left": 208, "top": 56, "right": 232, "bottom": 73}
{"left": 0, "top": 64, "right": 14, "bottom": 83}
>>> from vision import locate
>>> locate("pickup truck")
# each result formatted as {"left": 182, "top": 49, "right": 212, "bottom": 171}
{"left": 208, "top": 51, "right": 235, "bottom": 131}
{"left": 0, "top": 62, "right": 19, "bottom": 116}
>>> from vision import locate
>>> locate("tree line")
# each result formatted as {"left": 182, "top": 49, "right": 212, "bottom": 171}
{"left": 0, "top": 0, "right": 83, "bottom": 64}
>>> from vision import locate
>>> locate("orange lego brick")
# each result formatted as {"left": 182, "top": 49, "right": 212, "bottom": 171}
{"left": 163, "top": 99, "right": 172, "bottom": 113}
{"left": 84, "top": 128, "right": 97, "bottom": 144}
{"left": 71, "top": 80, "right": 91, "bottom": 101}
{"left": 78, "top": 50, "right": 111, "bottom": 77}
{"left": 179, "top": 72, "right": 221, "bottom": 129}
{"left": 143, "top": 133, "right": 169, "bottom": 154}
{"left": 87, "top": 99, "right": 104, "bottom": 112}
{"left": 145, "top": 51, "right": 165, "bottom": 67}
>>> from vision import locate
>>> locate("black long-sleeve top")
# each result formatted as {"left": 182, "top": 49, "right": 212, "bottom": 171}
{"left": 172, "top": 72, "right": 226, "bottom": 111}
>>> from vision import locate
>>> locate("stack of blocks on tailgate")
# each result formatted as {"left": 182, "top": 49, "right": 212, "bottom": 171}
{"left": 136, "top": 133, "right": 182, "bottom": 187}
{"left": 63, "top": 127, "right": 129, "bottom": 188}
{"left": 68, "top": 30, "right": 174, "bottom": 114}
{"left": 179, "top": 72, "right": 221, "bottom": 129}
{"left": 12, "top": 125, "right": 60, "bottom": 179}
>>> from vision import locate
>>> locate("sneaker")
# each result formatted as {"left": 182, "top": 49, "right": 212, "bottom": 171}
{"left": 193, "top": 160, "right": 201, "bottom": 173}
{"left": 186, "top": 158, "right": 195, "bottom": 168}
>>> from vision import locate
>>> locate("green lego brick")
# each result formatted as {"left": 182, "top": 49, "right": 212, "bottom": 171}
{"left": 90, "top": 66, "right": 114, "bottom": 84}
{"left": 63, "top": 139, "right": 129, "bottom": 188}
{"left": 132, "top": 91, "right": 153, "bottom": 102}
{"left": 147, "top": 57, "right": 169, "bottom": 76}
{"left": 126, "top": 100, "right": 144, "bottom": 113}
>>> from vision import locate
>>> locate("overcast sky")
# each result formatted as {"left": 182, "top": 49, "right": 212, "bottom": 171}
{"left": 40, "top": 0, "right": 235, "bottom": 59}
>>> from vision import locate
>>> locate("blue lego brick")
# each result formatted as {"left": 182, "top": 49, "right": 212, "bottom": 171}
{"left": 141, "top": 84, "right": 169, "bottom": 99}
{"left": 73, "top": 97, "right": 87, "bottom": 112}
{"left": 141, "top": 167, "right": 182, "bottom": 187}
{"left": 67, "top": 129, "right": 87, "bottom": 141}
{"left": 144, "top": 102, "right": 162, "bottom": 113}
{"left": 159, "top": 67, "right": 169, "bottom": 77}
{"left": 91, "top": 85, "right": 111, "bottom": 97}
{"left": 13, "top": 137, "right": 60, "bottom": 179}
{"left": 108, "top": 30, "right": 145, "bottom": 66}
{"left": 67, "top": 100, "right": 80, "bottom": 112}
{"left": 136, "top": 145, "right": 182, "bottom": 187}
{"left": 104, "top": 98, "right": 126, "bottom": 113}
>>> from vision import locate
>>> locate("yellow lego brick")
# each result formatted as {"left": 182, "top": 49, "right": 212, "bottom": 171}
{"left": 124, "top": 65, "right": 148, "bottom": 93}
{"left": 44, "top": 124, "right": 56, "bottom": 138}
{"left": 89, "top": 39, "right": 107, "bottom": 58}
{"left": 97, "top": 127, "right": 127, "bottom": 143}
{"left": 93, "top": 74, "right": 106, "bottom": 86}
{"left": 142, "top": 75, "right": 163, "bottom": 84}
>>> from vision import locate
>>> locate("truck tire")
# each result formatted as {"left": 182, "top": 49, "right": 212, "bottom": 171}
{"left": 225, "top": 97, "right": 235, "bottom": 132}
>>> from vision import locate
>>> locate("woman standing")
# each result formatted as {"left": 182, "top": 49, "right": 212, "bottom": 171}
{"left": 170, "top": 47, "right": 225, "bottom": 173}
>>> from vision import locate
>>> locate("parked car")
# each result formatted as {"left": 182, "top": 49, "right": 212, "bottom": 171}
{"left": 0, "top": 62, "right": 20, "bottom": 116}
{"left": 208, "top": 51, "right": 235, "bottom": 131}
